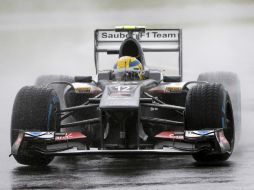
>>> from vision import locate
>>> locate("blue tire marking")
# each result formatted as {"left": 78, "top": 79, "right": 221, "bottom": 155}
{"left": 47, "top": 96, "right": 59, "bottom": 131}
{"left": 47, "top": 102, "right": 53, "bottom": 131}
{"left": 221, "top": 116, "right": 225, "bottom": 128}
{"left": 52, "top": 96, "right": 59, "bottom": 104}
{"left": 221, "top": 94, "right": 226, "bottom": 128}
{"left": 47, "top": 96, "right": 59, "bottom": 130}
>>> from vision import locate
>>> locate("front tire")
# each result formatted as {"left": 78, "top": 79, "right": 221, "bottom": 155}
{"left": 35, "top": 75, "right": 74, "bottom": 108}
{"left": 185, "top": 83, "right": 234, "bottom": 163}
{"left": 11, "top": 86, "right": 60, "bottom": 166}
{"left": 198, "top": 72, "right": 241, "bottom": 141}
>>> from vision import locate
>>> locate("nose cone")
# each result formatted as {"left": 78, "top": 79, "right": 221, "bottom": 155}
{"left": 99, "top": 84, "right": 141, "bottom": 109}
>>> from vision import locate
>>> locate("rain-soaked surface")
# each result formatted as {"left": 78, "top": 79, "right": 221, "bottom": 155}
{"left": 1, "top": 0, "right": 254, "bottom": 189}
{"left": 9, "top": 151, "right": 252, "bottom": 190}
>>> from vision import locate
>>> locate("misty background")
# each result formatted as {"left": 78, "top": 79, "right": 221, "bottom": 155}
{"left": 0, "top": 0, "right": 254, "bottom": 189}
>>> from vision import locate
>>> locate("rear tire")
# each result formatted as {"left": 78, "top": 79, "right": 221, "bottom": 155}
{"left": 11, "top": 86, "right": 60, "bottom": 166}
{"left": 185, "top": 83, "right": 234, "bottom": 163}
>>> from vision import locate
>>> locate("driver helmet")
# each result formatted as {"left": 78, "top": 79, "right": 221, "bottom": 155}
{"left": 113, "top": 56, "right": 144, "bottom": 81}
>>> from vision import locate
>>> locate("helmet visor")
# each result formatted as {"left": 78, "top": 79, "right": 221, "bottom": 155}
{"left": 113, "top": 68, "right": 142, "bottom": 81}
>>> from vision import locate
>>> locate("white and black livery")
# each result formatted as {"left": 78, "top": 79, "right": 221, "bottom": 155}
{"left": 10, "top": 26, "right": 241, "bottom": 166}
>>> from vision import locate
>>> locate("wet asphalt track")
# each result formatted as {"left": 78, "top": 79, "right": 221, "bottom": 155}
{"left": 1, "top": 1, "right": 254, "bottom": 189}
{"left": 9, "top": 144, "right": 254, "bottom": 189}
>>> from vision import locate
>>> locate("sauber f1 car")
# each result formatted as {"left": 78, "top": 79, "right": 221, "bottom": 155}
{"left": 10, "top": 26, "right": 241, "bottom": 166}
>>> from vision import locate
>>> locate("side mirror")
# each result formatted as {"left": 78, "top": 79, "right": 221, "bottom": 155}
{"left": 163, "top": 76, "right": 181, "bottom": 82}
{"left": 74, "top": 76, "right": 92, "bottom": 83}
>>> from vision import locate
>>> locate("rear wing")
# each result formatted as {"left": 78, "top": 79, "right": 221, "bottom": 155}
{"left": 94, "top": 28, "right": 182, "bottom": 79}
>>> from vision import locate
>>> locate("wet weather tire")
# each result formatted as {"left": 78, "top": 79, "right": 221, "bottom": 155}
{"left": 35, "top": 75, "right": 74, "bottom": 108}
{"left": 11, "top": 86, "right": 60, "bottom": 166}
{"left": 198, "top": 72, "right": 241, "bottom": 140}
{"left": 185, "top": 83, "right": 235, "bottom": 163}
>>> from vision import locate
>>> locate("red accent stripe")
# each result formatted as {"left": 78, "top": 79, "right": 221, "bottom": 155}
{"left": 155, "top": 131, "right": 184, "bottom": 140}
{"left": 55, "top": 132, "right": 86, "bottom": 141}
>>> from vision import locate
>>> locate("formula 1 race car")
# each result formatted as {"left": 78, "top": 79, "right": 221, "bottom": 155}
{"left": 10, "top": 26, "right": 241, "bottom": 166}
